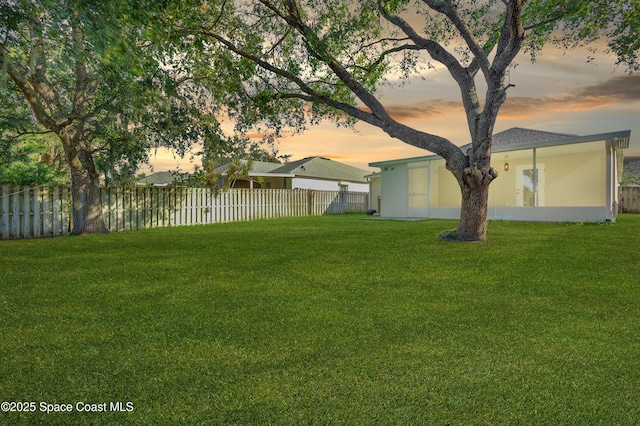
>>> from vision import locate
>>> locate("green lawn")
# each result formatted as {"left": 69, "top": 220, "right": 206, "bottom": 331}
{"left": 1, "top": 215, "right": 639, "bottom": 424}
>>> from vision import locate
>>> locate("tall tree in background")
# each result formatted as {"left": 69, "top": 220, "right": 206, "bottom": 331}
{"left": 0, "top": 77, "right": 68, "bottom": 186}
{"left": 0, "top": 0, "right": 228, "bottom": 233}
{"left": 194, "top": 132, "right": 281, "bottom": 188}
{"left": 1, "top": 1, "right": 113, "bottom": 233}
{"left": 0, "top": 133, "right": 68, "bottom": 186}
{"left": 155, "top": 0, "right": 637, "bottom": 241}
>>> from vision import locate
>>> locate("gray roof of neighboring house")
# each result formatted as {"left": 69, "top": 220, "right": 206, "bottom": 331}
{"left": 271, "top": 156, "right": 369, "bottom": 183}
{"left": 214, "top": 160, "right": 286, "bottom": 176}
{"left": 136, "top": 171, "right": 179, "bottom": 186}
{"left": 215, "top": 157, "right": 370, "bottom": 182}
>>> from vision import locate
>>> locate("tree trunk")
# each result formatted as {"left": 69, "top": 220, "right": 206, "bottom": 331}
{"left": 457, "top": 180, "right": 490, "bottom": 241}
{"left": 453, "top": 134, "right": 495, "bottom": 242}
{"left": 439, "top": 136, "right": 496, "bottom": 242}
{"left": 69, "top": 165, "right": 108, "bottom": 235}
{"left": 61, "top": 130, "right": 109, "bottom": 235}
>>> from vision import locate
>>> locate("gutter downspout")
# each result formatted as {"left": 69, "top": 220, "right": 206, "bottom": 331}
{"left": 605, "top": 138, "right": 614, "bottom": 221}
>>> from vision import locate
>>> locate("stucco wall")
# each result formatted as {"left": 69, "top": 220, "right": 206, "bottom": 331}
{"left": 381, "top": 139, "right": 610, "bottom": 218}
{"left": 291, "top": 177, "right": 369, "bottom": 192}
{"left": 490, "top": 151, "right": 522, "bottom": 207}
{"left": 488, "top": 141, "right": 606, "bottom": 207}
{"left": 380, "top": 163, "right": 408, "bottom": 217}
{"left": 538, "top": 145, "right": 606, "bottom": 206}
{"left": 344, "top": 182, "right": 370, "bottom": 192}
{"left": 434, "top": 160, "right": 461, "bottom": 207}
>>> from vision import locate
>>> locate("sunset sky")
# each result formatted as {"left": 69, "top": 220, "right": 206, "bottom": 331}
{"left": 145, "top": 43, "right": 640, "bottom": 174}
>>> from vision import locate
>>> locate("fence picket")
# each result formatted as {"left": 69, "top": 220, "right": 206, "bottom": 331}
{"left": 1, "top": 186, "right": 8, "bottom": 239}
{"left": 0, "top": 186, "right": 369, "bottom": 239}
{"left": 32, "top": 187, "right": 41, "bottom": 238}
{"left": 21, "top": 188, "right": 30, "bottom": 237}
{"left": 10, "top": 189, "right": 20, "bottom": 237}
{"left": 620, "top": 186, "right": 640, "bottom": 213}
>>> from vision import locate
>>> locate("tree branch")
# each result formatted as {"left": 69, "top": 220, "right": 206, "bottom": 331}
{"left": 274, "top": 0, "right": 397, "bottom": 123}
{"left": 492, "top": 0, "right": 526, "bottom": 74}
{"left": 421, "top": 0, "right": 491, "bottom": 79}
{"left": 379, "top": 2, "right": 482, "bottom": 141}
{"left": 378, "top": 3, "right": 463, "bottom": 74}
{"left": 199, "top": 28, "right": 383, "bottom": 127}
{"left": 201, "top": 0, "right": 463, "bottom": 162}
{"left": 351, "top": 44, "right": 422, "bottom": 74}
{"left": 2, "top": 129, "right": 56, "bottom": 146}
{"left": 468, "top": 31, "right": 501, "bottom": 77}
{"left": 362, "top": 36, "right": 412, "bottom": 50}
{"left": 71, "top": 19, "right": 88, "bottom": 117}
{"left": 5, "top": 59, "right": 60, "bottom": 132}
{"left": 266, "top": 27, "right": 292, "bottom": 55}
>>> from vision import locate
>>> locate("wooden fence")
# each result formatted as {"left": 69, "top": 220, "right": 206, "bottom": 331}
{"left": 620, "top": 186, "right": 640, "bottom": 213}
{"left": 0, "top": 186, "right": 369, "bottom": 240}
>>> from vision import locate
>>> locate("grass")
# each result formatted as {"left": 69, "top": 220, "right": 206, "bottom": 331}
{"left": 1, "top": 214, "right": 640, "bottom": 424}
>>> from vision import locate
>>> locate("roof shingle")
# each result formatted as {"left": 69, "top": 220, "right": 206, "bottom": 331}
{"left": 137, "top": 171, "right": 179, "bottom": 186}
{"left": 459, "top": 127, "right": 577, "bottom": 151}
{"left": 271, "top": 157, "right": 369, "bottom": 182}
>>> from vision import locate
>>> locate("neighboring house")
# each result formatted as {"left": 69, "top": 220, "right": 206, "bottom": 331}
{"left": 136, "top": 171, "right": 180, "bottom": 187}
{"left": 369, "top": 127, "right": 631, "bottom": 222}
{"left": 215, "top": 156, "right": 371, "bottom": 192}
{"left": 214, "top": 160, "right": 292, "bottom": 189}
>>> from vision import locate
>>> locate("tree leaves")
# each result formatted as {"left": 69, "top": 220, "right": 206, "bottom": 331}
{"left": 522, "top": 0, "right": 639, "bottom": 71}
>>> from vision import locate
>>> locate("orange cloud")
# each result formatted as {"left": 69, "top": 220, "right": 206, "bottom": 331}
{"left": 385, "top": 99, "right": 462, "bottom": 121}
{"left": 574, "top": 74, "right": 640, "bottom": 100}
{"left": 368, "top": 74, "right": 640, "bottom": 122}
{"left": 500, "top": 74, "right": 640, "bottom": 119}
{"left": 360, "top": 99, "right": 463, "bottom": 122}
{"left": 500, "top": 95, "right": 617, "bottom": 119}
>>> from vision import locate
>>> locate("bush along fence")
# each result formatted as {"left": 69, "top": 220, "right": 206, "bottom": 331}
{"left": 620, "top": 186, "right": 640, "bottom": 213}
{"left": 0, "top": 186, "right": 369, "bottom": 240}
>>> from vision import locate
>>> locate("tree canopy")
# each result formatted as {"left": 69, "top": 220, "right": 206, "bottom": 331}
{"left": 140, "top": 0, "right": 637, "bottom": 240}
{"left": 1, "top": 0, "right": 637, "bottom": 237}
{"left": 0, "top": 0, "right": 273, "bottom": 232}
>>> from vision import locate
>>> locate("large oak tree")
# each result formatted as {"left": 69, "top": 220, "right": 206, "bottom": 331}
{"left": 0, "top": 0, "right": 231, "bottom": 233}
{"left": 154, "top": 0, "right": 637, "bottom": 241}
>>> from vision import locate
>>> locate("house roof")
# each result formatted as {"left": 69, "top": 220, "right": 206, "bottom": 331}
{"left": 216, "top": 156, "right": 370, "bottom": 183}
{"left": 370, "top": 128, "right": 631, "bottom": 167}
{"left": 136, "top": 171, "right": 179, "bottom": 186}
{"left": 214, "top": 160, "right": 292, "bottom": 177}
{"left": 465, "top": 127, "right": 577, "bottom": 150}
{"left": 271, "top": 157, "right": 370, "bottom": 183}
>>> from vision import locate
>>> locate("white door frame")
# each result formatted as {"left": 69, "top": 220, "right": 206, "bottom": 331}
{"left": 408, "top": 165, "right": 430, "bottom": 217}
{"left": 516, "top": 163, "right": 545, "bottom": 207}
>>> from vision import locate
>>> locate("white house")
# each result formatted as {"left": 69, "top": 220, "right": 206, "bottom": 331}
{"left": 369, "top": 128, "right": 631, "bottom": 222}
{"left": 216, "top": 156, "right": 370, "bottom": 192}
